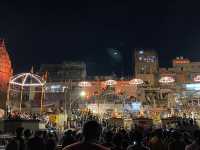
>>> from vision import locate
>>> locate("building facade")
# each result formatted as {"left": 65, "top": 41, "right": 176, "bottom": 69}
{"left": 160, "top": 57, "right": 200, "bottom": 84}
{"left": 39, "top": 61, "right": 86, "bottom": 82}
{"left": 34, "top": 49, "right": 200, "bottom": 113}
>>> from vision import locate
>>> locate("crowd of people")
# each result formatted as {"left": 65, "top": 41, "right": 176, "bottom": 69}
{"left": 4, "top": 117, "right": 200, "bottom": 150}
{"left": 6, "top": 111, "right": 48, "bottom": 122}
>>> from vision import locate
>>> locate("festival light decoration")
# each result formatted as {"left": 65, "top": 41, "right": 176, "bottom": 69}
{"left": 105, "top": 80, "right": 117, "bottom": 86}
{"left": 8, "top": 73, "right": 46, "bottom": 112}
{"left": 159, "top": 76, "right": 175, "bottom": 84}
{"left": 129, "top": 78, "right": 144, "bottom": 85}
{"left": 9, "top": 73, "right": 46, "bottom": 87}
{"left": 78, "top": 81, "right": 91, "bottom": 87}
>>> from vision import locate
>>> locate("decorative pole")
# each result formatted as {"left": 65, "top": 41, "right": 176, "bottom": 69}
{"left": 6, "top": 82, "right": 11, "bottom": 115}
{"left": 19, "top": 85, "right": 23, "bottom": 112}
{"left": 40, "top": 85, "right": 44, "bottom": 113}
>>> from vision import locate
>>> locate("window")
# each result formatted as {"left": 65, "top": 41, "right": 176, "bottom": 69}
{"left": 139, "top": 50, "right": 144, "bottom": 54}
{"left": 139, "top": 57, "right": 142, "bottom": 61}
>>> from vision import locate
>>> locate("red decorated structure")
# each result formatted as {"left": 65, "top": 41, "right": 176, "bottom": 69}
{"left": 0, "top": 40, "right": 12, "bottom": 108}
{"left": 0, "top": 40, "right": 12, "bottom": 90}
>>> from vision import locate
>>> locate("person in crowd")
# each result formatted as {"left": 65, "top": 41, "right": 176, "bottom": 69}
{"left": 42, "top": 130, "right": 48, "bottom": 144}
{"left": 167, "top": 130, "right": 186, "bottom": 150}
{"left": 6, "top": 127, "right": 25, "bottom": 150}
{"left": 101, "top": 130, "right": 114, "bottom": 149}
{"left": 112, "top": 133, "right": 123, "bottom": 150}
{"left": 24, "top": 129, "right": 32, "bottom": 150}
{"left": 46, "top": 133, "right": 57, "bottom": 150}
{"left": 120, "top": 129, "right": 130, "bottom": 150}
{"left": 5, "top": 111, "right": 200, "bottom": 150}
{"left": 127, "top": 132, "right": 150, "bottom": 150}
{"left": 149, "top": 129, "right": 164, "bottom": 150}
{"left": 61, "top": 130, "right": 76, "bottom": 148}
{"left": 27, "top": 130, "right": 45, "bottom": 150}
{"left": 63, "top": 120, "right": 109, "bottom": 150}
{"left": 185, "top": 130, "right": 200, "bottom": 150}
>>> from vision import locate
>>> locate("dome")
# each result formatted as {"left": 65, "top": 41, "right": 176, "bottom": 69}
{"left": 10, "top": 73, "right": 46, "bottom": 87}
{"left": 129, "top": 78, "right": 144, "bottom": 85}
{"left": 0, "top": 40, "right": 12, "bottom": 90}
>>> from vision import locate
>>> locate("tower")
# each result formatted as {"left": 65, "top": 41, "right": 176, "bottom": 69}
{"left": 134, "top": 48, "right": 159, "bottom": 86}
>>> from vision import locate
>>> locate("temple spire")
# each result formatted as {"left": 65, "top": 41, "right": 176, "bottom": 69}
{"left": 0, "top": 39, "right": 5, "bottom": 48}
{"left": 0, "top": 39, "right": 12, "bottom": 91}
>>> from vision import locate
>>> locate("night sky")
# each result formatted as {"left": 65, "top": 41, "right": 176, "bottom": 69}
{"left": 1, "top": 1, "right": 200, "bottom": 76}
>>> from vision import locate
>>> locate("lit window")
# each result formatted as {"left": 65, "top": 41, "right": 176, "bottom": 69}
{"left": 139, "top": 51, "right": 144, "bottom": 54}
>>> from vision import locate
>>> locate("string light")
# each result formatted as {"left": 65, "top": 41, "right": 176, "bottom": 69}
{"left": 9, "top": 73, "right": 46, "bottom": 87}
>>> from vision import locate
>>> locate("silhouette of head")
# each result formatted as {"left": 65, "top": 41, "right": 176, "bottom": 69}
{"left": 16, "top": 127, "right": 24, "bottom": 137}
{"left": 82, "top": 120, "right": 101, "bottom": 141}
{"left": 35, "top": 130, "right": 43, "bottom": 138}
{"left": 134, "top": 131, "right": 143, "bottom": 144}
{"left": 64, "top": 130, "right": 73, "bottom": 137}
{"left": 24, "top": 129, "right": 32, "bottom": 138}
{"left": 48, "top": 133, "right": 54, "bottom": 138}
{"left": 104, "top": 130, "right": 113, "bottom": 143}
{"left": 113, "top": 133, "right": 122, "bottom": 147}
{"left": 194, "top": 130, "right": 200, "bottom": 143}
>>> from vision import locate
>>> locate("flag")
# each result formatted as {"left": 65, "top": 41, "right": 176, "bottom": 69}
{"left": 30, "top": 66, "right": 34, "bottom": 73}
{"left": 44, "top": 71, "right": 48, "bottom": 81}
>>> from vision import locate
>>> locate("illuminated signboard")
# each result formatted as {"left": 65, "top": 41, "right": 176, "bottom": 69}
{"left": 45, "top": 85, "right": 66, "bottom": 93}
{"left": 185, "top": 83, "right": 200, "bottom": 90}
{"left": 173, "top": 59, "right": 190, "bottom": 64}
{"left": 131, "top": 102, "right": 141, "bottom": 112}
